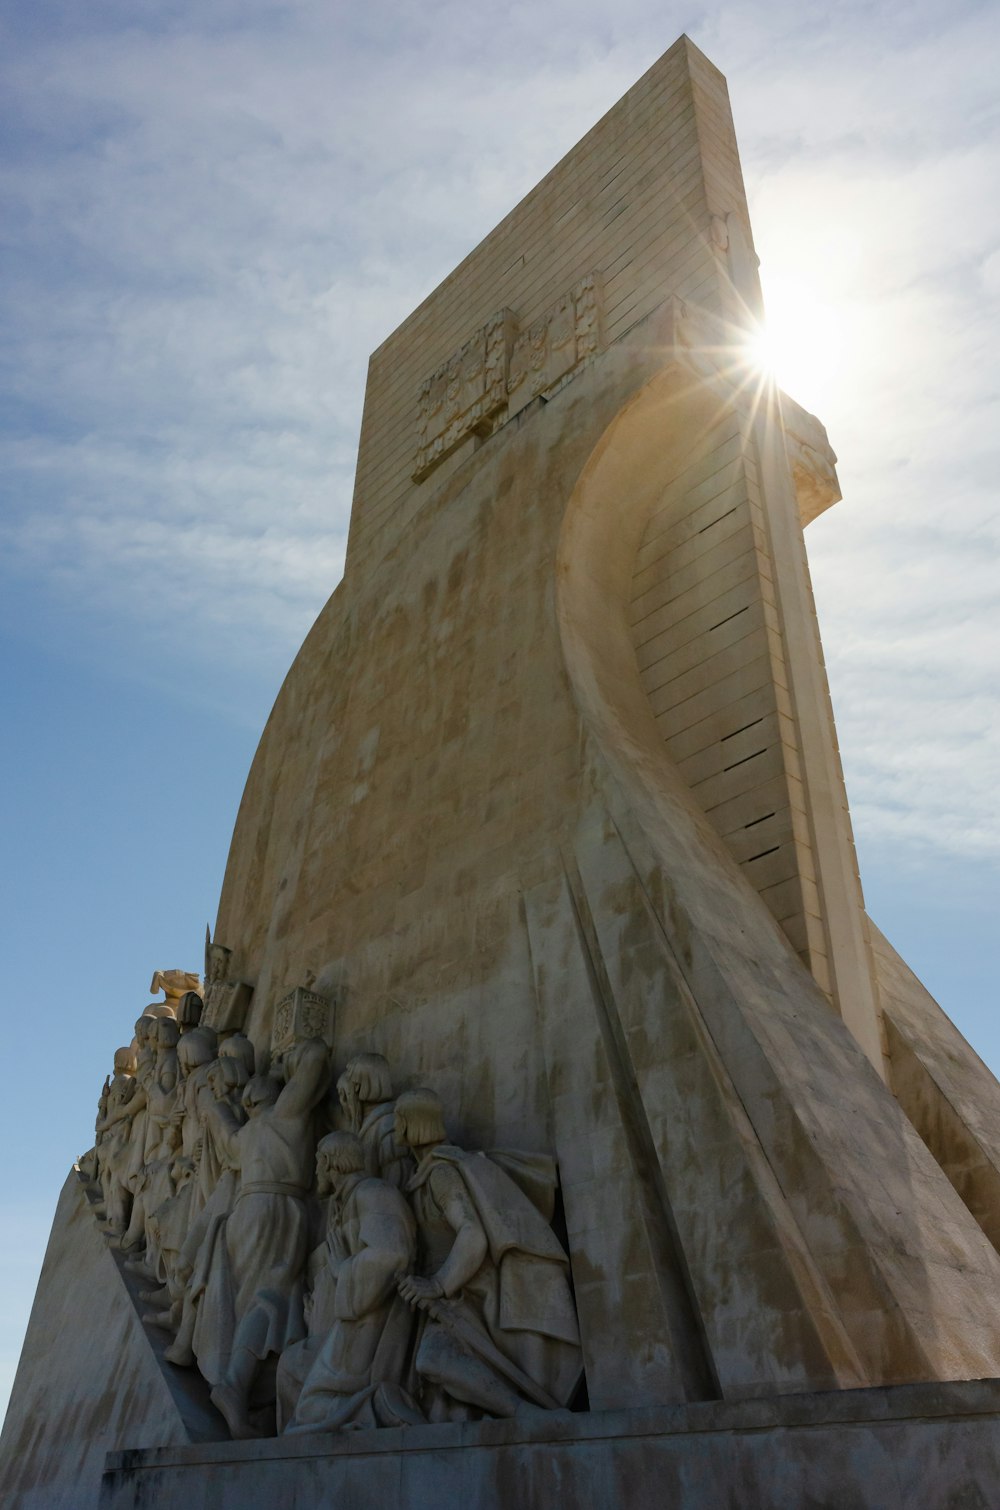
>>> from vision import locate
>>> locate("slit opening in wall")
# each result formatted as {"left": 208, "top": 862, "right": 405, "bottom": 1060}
{"left": 721, "top": 717, "right": 763, "bottom": 743}
{"left": 744, "top": 811, "right": 776, "bottom": 830}
{"left": 745, "top": 845, "right": 780, "bottom": 864}
{"left": 723, "top": 747, "right": 768, "bottom": 773}
{"left": 697, "top": 504, "right": 739, "bottom": 535}
{"left": 708, "top": 605, "right": 750, "bottom": 634}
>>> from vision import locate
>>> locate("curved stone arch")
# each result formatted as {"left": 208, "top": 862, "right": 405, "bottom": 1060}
{"left": 556, "top": 359, "right": 833, "bottom": 995}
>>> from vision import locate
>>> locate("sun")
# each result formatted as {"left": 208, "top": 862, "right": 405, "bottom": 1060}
{"left": 743, "top": 280, "right": 850, "bottom": 417}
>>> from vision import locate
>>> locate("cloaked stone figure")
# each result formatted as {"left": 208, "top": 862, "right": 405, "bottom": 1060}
{"left": 336, "top": 1052, "right": 412, "bottom": 1189}
{"left": 283, "top": 1132, "right": 421, "bottom": 1434}
{"left": 195, "top": 1033, "right": 254, "bottom": 1209}
{"left": 165, "top": 1051, "right": 248, "bottom": 1371}
{"left": 94, "top": 1047, "right": 138, "bottom": 1234}
{"left": 208, "top": 1038, "right": 330, "bottom": 1439}
{"left": 143, "top": 1024, "right": 219, "bottom": 1327}
{"left": 117, "top": 1013, "right": 159, "bottom": 1234}
{"left": 203, "top": 937, "right": 231, "bottom": 1016}
{"left": 96, "top": 1014, "right": 157, "bottom": 1243}
{"left": 176, "top": 990, "right": 204, "bottom": 1034}
{"left": 395, "top": 1088, "right": 582, "bottom": 1422}
{"left": 122, "top": 1015, "right": 181, "bottom": 1263}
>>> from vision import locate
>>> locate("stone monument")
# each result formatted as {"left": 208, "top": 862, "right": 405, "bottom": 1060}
{"left": 4, "top": 34, "right": 1000, "bottom": 1509}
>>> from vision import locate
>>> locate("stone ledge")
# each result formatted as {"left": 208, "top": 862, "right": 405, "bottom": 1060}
{"left": 105, "top": 1377, "right": 1000, "bottom": 1467}
{"left": 98, "top": 1380, "right": 1000, "bottom": 1509}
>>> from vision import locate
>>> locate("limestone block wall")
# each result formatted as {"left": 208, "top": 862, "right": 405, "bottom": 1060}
{"left": 213, "top": 320, "right": 1000, "bottom": 1404}
{"left": 346, "top": 36, "right": 747, "bottom": 578}
{"left": 628, "top": 407, "right": 828, "bottom": 989}
{"left": 208, "top": 34, "right": 1000, "bottom": 1415}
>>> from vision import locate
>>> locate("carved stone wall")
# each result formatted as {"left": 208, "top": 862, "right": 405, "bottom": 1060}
{"left": 412, "top": 276, "right": 603, "bottom": 481}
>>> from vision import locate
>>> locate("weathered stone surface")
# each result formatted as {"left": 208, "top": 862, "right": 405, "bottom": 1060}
{"left": 874, "top": 917, "right": 1000, "bottom": 1254}
{"left": 98, "top": 1381, "right": 1000, "bottom": 1510}
{"left": 0, "top": 1173, "right": 225, "bottom": 1510}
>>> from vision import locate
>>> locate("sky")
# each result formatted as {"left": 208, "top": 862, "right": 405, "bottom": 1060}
{"left": 1, "top": 0, "right": 998, "bottom": 1425}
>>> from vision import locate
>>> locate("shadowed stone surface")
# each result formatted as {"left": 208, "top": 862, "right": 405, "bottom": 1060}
{"left": 0, "top": 1174, "right": 226, "bottom": 1510}
{"left": 99, "top": 1382, "right": 1000, "bottom": 1510}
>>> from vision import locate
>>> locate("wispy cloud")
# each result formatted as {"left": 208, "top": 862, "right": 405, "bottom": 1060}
{"left": 1, "top": 1, "right": 997, "bottom": 856}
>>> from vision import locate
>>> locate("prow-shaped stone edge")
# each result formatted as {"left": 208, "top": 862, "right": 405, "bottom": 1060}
{"left": 0, "top": 1169, "right": 227, "bottom": 1510}
{"left": 74, "top": 1172, "right": 229, "bottom": 1443}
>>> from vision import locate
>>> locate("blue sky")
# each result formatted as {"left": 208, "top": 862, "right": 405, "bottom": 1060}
{"left": 2, "top": 1, "right": 998, "bottom": 1422}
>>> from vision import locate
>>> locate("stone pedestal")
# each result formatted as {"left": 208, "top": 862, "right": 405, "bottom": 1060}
{"left": 99, "top": 1384, "right": 1000, "bottom": 1509}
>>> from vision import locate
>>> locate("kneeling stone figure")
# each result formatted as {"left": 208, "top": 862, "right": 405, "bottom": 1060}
{"left": 285, "top": 1132, "right": 422, "bottom": 1433}
{"left": 395, "top": 1087, "right": 582, "bottom": 1424}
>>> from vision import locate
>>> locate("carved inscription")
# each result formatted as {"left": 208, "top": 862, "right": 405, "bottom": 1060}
{"left": 413, "top": 309, "right": 516, "bottom": 481}
{"left": 413, "top": 274, "right": 604, "bottom": 481}
{"left": 506, "top": 274, "right": 604, "bottom": 419}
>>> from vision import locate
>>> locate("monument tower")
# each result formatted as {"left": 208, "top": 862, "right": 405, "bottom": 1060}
{"left": 5, "top": 35, "right": 1000, "bottom": 1508}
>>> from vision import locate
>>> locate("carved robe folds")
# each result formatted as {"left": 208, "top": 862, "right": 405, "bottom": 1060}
{"left": 288, "top": 1173, "right": 419, "bottom": 1432}
{"left": 409, "top": 1148, "right": 582, "bottom": 1417}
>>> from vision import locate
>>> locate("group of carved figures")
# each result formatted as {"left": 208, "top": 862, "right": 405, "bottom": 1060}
{"left": 82, "top": 974, "right": 582, "bottom": 1441}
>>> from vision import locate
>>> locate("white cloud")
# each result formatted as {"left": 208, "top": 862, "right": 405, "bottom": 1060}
{"left": 1, "top": 0, "right": 997, "bottom": 860}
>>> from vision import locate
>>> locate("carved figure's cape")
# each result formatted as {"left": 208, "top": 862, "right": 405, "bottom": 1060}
{"left": 431, "top": 1146, "right": 580, "bottom": 1347}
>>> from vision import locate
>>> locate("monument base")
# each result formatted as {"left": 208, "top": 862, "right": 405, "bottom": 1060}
{"left": 100, "top": 1380, "right": 1000, "bottom": 1508}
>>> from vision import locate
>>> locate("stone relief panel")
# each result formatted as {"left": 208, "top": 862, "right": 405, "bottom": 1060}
{"left": 413, "top": 274, "right": 604, "bottom": 480}
{"left": 271, "top": 986, "right": 335, "bottom": 1059}
{"left": 202, "top": 933, "right": 255, "bottom": 1036}
{"left": 78, "top": 975, "right": 581, "bottom": 1442}
{"left": 413, "top": 309, "right": 517, "bottom": 481}
{"left": 506, "top": 274, "right": 605, "bottom": 419}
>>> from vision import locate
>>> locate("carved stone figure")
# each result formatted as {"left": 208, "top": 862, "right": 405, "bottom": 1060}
{"left": 176, "top": 990, "right": 204, "bottom": 1033}
{"left": 192, "top": 1031, "right": 252, "bottom": 1209}
{"left": 202, "top": 938, "right": 254, "bottom": 1037}
{"left": 97, "top": 1016, "right": 158, "bottom": 1241}
{"left": 81, "top": 1069, "right": 113, "bottom": 1189}
{"left": 394, "top": 1088, "right": 582, "bottom": 1422}
{"left": 121, "top": 1012, "right": 157, "bottom": 1186}
{"left": 283, "top": 1131, "right": 420, "bottom": 1434}
{"left": 95, "top": 1047, "right": 138, "bottom": 1234}
{"left": 150, "top": 969, "right": 201, "bottom": 1015}
{"left": 165, "top": 1054, "right": 247, "bottom": 1371}
{"left": 121, "top": 1015, "right": 181, "bottom": 1262}
{"left": 208, "top": 1038, "right": 331, "bottom": 1439}
{"left": 143, "top": 1025, "right": 219, "bottom": 1326}
{"left": 335, "top": 1052, "right": 412, "bottom": 1189}
{"left": 218, "top": 1031, "right": 255, "bottom": 1087}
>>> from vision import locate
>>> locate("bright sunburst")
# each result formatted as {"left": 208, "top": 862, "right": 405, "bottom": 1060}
{"left": 743, "top": 280, "right": 851, "bottom": 417}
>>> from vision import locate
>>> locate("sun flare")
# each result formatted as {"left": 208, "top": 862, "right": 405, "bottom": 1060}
{"left": 744, "top": 281, "right": 850, "bottom": 416}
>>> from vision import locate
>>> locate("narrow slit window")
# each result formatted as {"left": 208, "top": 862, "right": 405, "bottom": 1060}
{"left": 721, "top": 717, "right": 763, "bottom": 743}
{"left": 723, "top": 747, "right": 767, "bottom": 773}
